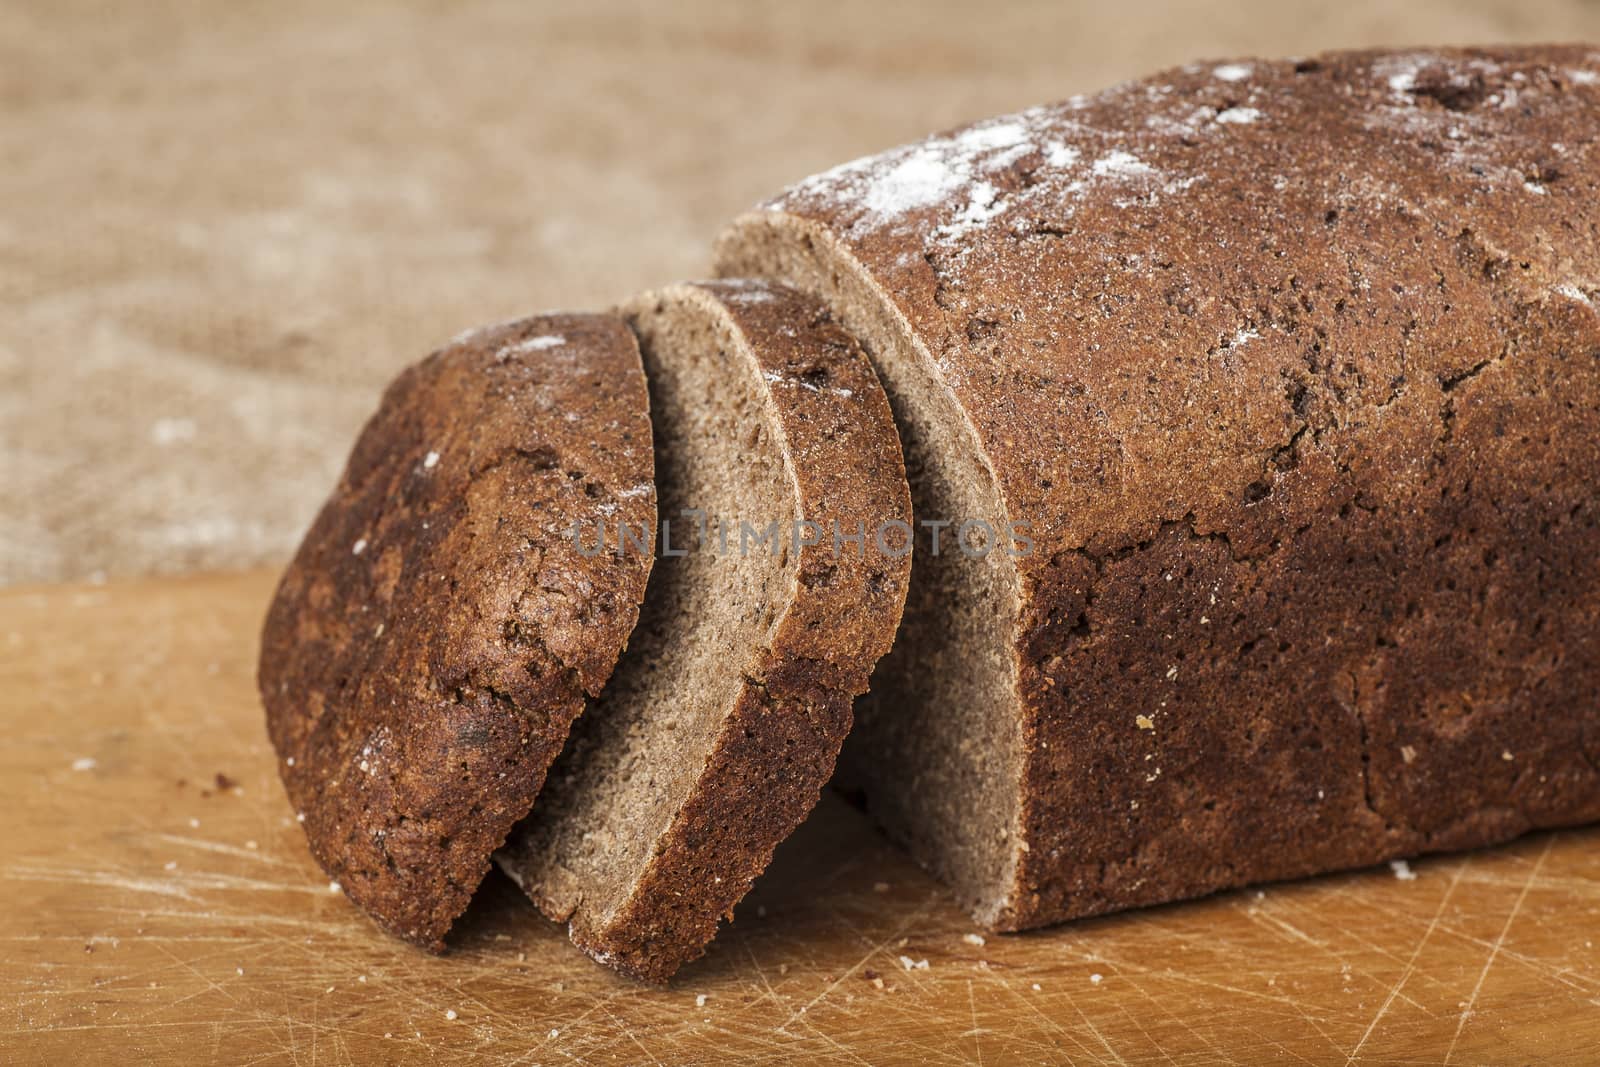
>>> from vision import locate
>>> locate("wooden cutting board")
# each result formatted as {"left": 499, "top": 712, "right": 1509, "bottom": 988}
{"left": 3, "top": 571, "right": 1597, "bottom": 1064}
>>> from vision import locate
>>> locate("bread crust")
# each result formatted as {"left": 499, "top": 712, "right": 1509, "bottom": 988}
{"left": 258, "top": 314, "right": 655, "bottom": 948}
{"left": 718, "top": 46, "right": 1600, "bottom": 928}
{"left": 499, "top": 281, "right": 912, "bottom": 980}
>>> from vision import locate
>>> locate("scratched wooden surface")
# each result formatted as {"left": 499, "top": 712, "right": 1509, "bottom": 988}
{"left": 3, "top": 571, "right": 1599, "bottom": 1065}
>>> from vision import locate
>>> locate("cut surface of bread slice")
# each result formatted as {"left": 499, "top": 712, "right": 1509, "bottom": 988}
{"left": 717, "top": 46, "right": 1600, "bottom": 930}
{"left": 497, "top": 280, "right": 911, "bottom": 981}
{"left": 259, "top": 314, "right": 655, "bottom": 949}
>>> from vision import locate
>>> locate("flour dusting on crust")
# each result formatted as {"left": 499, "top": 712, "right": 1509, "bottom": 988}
{"left": 770, "top": 48, "right": 1599, "bottom": 283}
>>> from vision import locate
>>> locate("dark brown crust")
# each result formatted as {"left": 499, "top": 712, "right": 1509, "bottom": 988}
{"left": 719, "top": 46, "right": 1600, "bottom": 929}
{"left": 517, "top": 281, "right": 912, "bottom": 981}
{"left": 258, "top": 314, "right": 655, "bottom": 949}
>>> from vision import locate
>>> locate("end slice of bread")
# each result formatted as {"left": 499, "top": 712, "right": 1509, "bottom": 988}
{"left": 497, "top": 280, "right": 911, "bottom": 981}
{"left": 259, "top": 314, "right": 655, "bottom": 949}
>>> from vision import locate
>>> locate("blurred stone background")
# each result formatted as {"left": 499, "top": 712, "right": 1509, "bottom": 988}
{"left": 5, "top": 0, "right": 1598, "bottom": 585}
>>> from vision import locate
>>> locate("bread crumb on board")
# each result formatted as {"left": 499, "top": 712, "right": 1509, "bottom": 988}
{"left": 898, "top": 955, "right": 930, "bottom": 971}
{"left": 1390, "top": 859, "right": 1418, "bottom": 881}
{"left": 963, "top": 933, "right": 986, "bottom": 946}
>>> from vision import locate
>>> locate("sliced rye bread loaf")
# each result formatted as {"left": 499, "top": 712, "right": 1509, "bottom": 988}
{"left": 497, "top": 280, "right": 912, "bottom": 981}
{"left": 259, "top": 315, "right": 655, "bottom": 949}
{"left": 717, "top": 46, "right": 1600, "bottom": 930}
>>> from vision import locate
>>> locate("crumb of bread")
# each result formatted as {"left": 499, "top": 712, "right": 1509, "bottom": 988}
{"left": 1390, "top": 859, "right": 1417, "bottom": 881}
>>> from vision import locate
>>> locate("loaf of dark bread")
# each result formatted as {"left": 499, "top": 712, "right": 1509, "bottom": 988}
{"left": 497, "top": 281, "right": 911, "bottom": 980}
{"left": 259, "top": 315, "right": 655, "bottom": 948}
{"left": 717, "top": 46, "right": 1600, "bottom": 929}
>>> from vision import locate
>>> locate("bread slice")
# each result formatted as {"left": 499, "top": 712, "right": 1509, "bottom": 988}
{"left": 717, "top": 46, "right": 1600, "bottom": 929}
{"left": 259, "top": 314, "right": 655, "bottom": 949}
{"left": 497, "top": 280, "right": 911, "bottom": 981}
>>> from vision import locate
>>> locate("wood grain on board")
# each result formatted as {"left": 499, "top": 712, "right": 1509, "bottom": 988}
{"left": 2, "top": 571, "right": 1598, "bottom": 1064}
